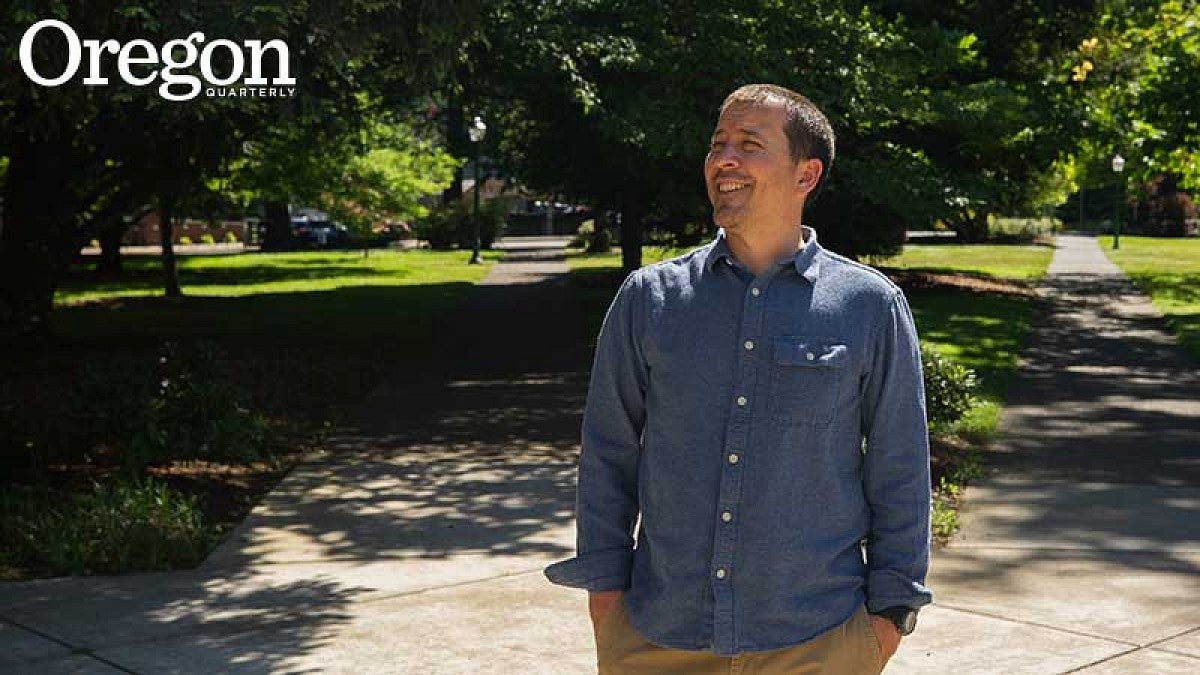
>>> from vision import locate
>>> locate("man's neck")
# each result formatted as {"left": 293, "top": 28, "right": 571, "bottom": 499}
{"left": 725, "top": 225, "right": 807, "bottom": 276}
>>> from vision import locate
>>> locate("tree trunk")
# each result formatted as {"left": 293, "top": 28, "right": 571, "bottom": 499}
{"left": 0, "top": 134, "right": 70, "bottom": 336}
{"left": 261, "top": 200, "right": 292, "bottom": 251}
{"left": 620, "top": 198, "right": 645, "bottom": 276}
{"left": 97, "top": 218, "right": 126, "bottom": 277}
{"left": 441, "top": 105, "right": 464, "bottom": 207}
{"left": 159, "top": 202, "right": 182, "bottom": 298}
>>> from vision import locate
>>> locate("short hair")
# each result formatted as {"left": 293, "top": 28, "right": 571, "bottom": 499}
{"left": 719, "top": 84, "right": 836, "bottom": 202}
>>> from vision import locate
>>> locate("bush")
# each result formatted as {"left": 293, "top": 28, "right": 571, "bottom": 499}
{"left": 0, "top": 477, "right": 217, "bottom": 576}
{"left": 921, "top": 344, "right": 978, "bottom": 431}
{"left": 572, "top": 220, "right": 613, "bottom": 253}
{"left": 178, "top": 236, "right": 193, "bottom": 245}
{"left": 988, "top": 216, "right": 1061, "bottom": 242}
{"left": 199, "top": 233, "right": 217, "bottom": 245}
{"left": 78, "top": 341, "right": 271, "bottom": 472}
{"left": 413, "top": 199, "right": 507, "bottom": 250}
{"left": 224, "top": 230, "right": 240, "bottom": 243}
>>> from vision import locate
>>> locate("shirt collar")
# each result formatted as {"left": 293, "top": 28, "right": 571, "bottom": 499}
{"left": 706, "top": 225, "right": 823, "bottom": 283}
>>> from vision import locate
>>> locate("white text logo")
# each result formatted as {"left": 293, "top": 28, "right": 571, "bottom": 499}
{"left": 19, "top": 19, "right": 296, "bottom": 102}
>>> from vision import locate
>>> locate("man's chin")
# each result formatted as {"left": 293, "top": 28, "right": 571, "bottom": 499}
{"left": 713, "top": 210, "right": 745, "bottom": 231}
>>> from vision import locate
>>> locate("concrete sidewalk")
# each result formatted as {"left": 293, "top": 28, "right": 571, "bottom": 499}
{"left": 890, "top": 234, "right": 1200, "bottom": 674}
{"left": 3, "top": 233, "right": 1197, "bottom": 674}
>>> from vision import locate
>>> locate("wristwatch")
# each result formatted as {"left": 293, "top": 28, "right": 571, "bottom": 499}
{"left": 870, "top": 606, "right": 919, "bottom": 636}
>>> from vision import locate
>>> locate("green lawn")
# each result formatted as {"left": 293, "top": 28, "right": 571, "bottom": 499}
{"left": 50, "top": 249, "right": 501, "bottom": 345}
{"left": 869, "top": 243, "right": 1054, "bottom": 281}
{"left": 1098, "top": 235, "right": 1200, "bottom": 361}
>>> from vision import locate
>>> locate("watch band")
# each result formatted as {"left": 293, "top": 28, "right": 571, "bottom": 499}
{"left": 870, "top": 606, "right": 919, "bottom": 636}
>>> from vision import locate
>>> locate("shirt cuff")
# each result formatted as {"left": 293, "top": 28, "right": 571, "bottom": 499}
{"left": 865, "top": 568, "right": 934, "bottom": 612}
{"left": 543, "top": 548, "right": 633, "bottom": 591}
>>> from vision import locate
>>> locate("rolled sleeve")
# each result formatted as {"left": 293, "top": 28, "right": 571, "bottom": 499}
{"left": 860, "top": 288, "right": 934, "bottom": 611}
{"left": 543, "top": 269, "right": 647, "bottom": 591}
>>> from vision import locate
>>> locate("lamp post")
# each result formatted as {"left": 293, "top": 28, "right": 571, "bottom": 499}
{"left": 1111, "top": 153, "right": 1125, "bottom": 250}
{"left": 468, "top": 115, "right": 487, "bottom": 264}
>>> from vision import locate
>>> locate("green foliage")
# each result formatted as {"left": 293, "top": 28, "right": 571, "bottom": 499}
{"left": 571, "top": 220, "right": 614, "bottom": 253}
{"left": 199, "top": 233, "right": 217, "bottom": 245}
{"left": 413, "top": 198, "right": 507, "bottom": 250}
{"left": 0, "top": 477, "right": 217, "bottom": 576}
{"left": 78, "top": 341, "right": 270, "bottom": 473}
{"left": 224, "top": 230, "right": 240, "bottom": 244}
{"left": 921, "top": 344, "right": 979, "bottom": 432}
{"left": 319, "top": 119, "right": 460, "bottom": 235}
{"left": 1065, "top": 1, "right": 1200, "bottom": 192}
{"left": 988, "top": 216, "right": 1062, "bottom": 241}
{"left": 178, "top": 236, "right": 193, "bottom": 246}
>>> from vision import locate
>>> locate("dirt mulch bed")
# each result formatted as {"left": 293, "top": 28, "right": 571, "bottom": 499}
{"left": 884, "top": 268, "right": 1039, "bottom": 298}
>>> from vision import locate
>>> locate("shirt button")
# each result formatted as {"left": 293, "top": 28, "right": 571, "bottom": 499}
{"left": 750, "top": 287, "right": 761, "bottom": 297}
{"left": 736, "top": 396, "right": 748, "bottom": 407}
{"left": 728, "top": 453, "right": 740, "bottom": 464}
{"left": 716, "top": 567, "right": 728, "bottom": 579}
{"left": 743, "top": 340, "right": 754, "bottom": 350}
{"left": 806, "top": 351, "right": 815, "bottom": 361}
{"left": 721, "top": 511, "right": 733, "bottom": 523}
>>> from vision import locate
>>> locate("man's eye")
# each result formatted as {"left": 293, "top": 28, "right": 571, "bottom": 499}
{"left": 710, "top": 142, "right": 725, "bottom": 151}
{"left": 742, "top": 141, "right": 761, "bottom": 150}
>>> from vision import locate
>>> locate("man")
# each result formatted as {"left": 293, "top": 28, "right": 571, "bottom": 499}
{"left": 545, "top": 84, "right": 932, "bottom": 674}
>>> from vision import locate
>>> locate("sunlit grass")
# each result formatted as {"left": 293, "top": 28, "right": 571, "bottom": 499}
{"left": 869, "top": 243, "right": 1054, "bottom": 281}
{"left": 1099, "top": 235, "right": 1200, "bottom": 361}
{"left": 57, "top": 249, "right": 502, "bottom": 305}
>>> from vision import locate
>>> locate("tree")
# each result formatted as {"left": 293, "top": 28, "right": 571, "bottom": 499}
{"left": 0, "top": 0, "right": 482, "bottom": 334}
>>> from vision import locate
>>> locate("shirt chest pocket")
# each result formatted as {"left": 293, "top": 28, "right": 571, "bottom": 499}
{"left": 769, "top": 336, "right": 849, "bottom": 426}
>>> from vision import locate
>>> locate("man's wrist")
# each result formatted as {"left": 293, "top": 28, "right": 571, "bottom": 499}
{"left": 869, "top": 606, "right": 919, "bottom": 636}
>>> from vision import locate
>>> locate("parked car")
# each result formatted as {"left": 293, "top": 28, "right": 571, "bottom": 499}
{"left": 290, "top": 218, "right": 352, "bottom": 248}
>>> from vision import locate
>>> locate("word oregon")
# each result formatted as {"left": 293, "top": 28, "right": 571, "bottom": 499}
{"left": 19, "top": 19, "right": 296, "bottom": 102}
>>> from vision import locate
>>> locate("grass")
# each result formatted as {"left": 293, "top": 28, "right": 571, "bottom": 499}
{"left": 567, "top": 242, "right": 1050, "bottom": 540}
{"left": 3, "top": 247, "right": 503, "bottom": 578}
{"left": 867, "top": 243, "right": 1054, "bottom": 281}
{"left": 0, "top": 477, "right": 217, "bottom": 577}
{"left": 1098, "top": 235, "right": 1200, "bottom": 361}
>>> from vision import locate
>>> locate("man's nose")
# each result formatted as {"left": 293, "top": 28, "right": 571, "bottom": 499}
{"left": 711, "top": 145, "right": 740, "bottom": 169}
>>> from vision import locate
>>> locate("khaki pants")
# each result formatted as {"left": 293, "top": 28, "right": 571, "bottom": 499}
{"left": 595, "top": 602, "right": 886, "bottom": 675}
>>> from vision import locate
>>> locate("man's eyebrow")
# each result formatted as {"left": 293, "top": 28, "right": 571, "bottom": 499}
{"left": 711, "top": 127, "right": 766, "bottom": 141}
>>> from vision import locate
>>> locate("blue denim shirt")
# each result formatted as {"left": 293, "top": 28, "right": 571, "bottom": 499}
{"left": 544, "top": 226, "right": 933, "bottom": 656}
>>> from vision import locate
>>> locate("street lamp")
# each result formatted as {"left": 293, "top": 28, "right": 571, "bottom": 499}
{"left": 1111, "top": 153, "right": 1125, "bottom": 250}
{"left": 468, "top": 115, "right": 487, "bottom": 264}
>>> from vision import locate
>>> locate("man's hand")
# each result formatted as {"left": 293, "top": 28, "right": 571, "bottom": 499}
{"left": 868, "top": 614, "right": 902, "bottom": 662}
{"left": 589, "top": 590, "right": 624, "bottom": 628}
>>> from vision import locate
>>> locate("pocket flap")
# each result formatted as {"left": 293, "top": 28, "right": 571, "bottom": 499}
{"left": 773, "top": 337, "right": 848, "bottom": 366}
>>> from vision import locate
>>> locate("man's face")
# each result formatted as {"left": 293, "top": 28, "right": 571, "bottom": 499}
{"left": 705, "top": 101, "right": 816, "bottom": 233}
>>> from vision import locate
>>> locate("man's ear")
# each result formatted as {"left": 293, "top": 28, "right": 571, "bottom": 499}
{"left": 798, "top": 158, "right": 823, "bottom": 191}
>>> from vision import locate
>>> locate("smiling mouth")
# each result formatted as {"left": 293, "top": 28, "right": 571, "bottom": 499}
{"left": 717, "top": 181, "right": 749, "bottom": 194}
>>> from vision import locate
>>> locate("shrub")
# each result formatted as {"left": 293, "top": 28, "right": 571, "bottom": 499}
{"left": 921, "top": 344, "right": 978, "bottom": 431}
{"left": 78, "top": 341, "right": 271, "bottom": 472}
{"left": 988, "top": 216, "right": 1061, "bottom": 242}
{"left": 178, "top": 236, "right": 193, "bottom": 245}
{"left": 413, "top": 199, "right": 507, "bottom": 250}
{"left": 573, "top": 219, "right": 613, "bottom": 253}
{"left": 570, "top": 220, "right": 595, "bottom": 248}
{"left": 0, "top": 477, "right": 217, "bottom": 576}
{"left": 224, "top": 230, "right": 240, "bottom": 244}
{"left": 199, "top": 233, "right": 217, "bottom": 245}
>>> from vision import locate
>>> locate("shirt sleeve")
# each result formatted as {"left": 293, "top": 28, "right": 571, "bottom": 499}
{"left": 860, "top": 288, "right": 935, "bottom": 612}
{"left": 544, "top": 269, "right": 647, "bottom": 591}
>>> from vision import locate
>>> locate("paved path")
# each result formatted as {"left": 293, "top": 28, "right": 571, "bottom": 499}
{"left": 3, "top": 233, "right": 1197, "bottom": 674}
{"left": 892, "top": 234, "right": 1200, "bottom": 674}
